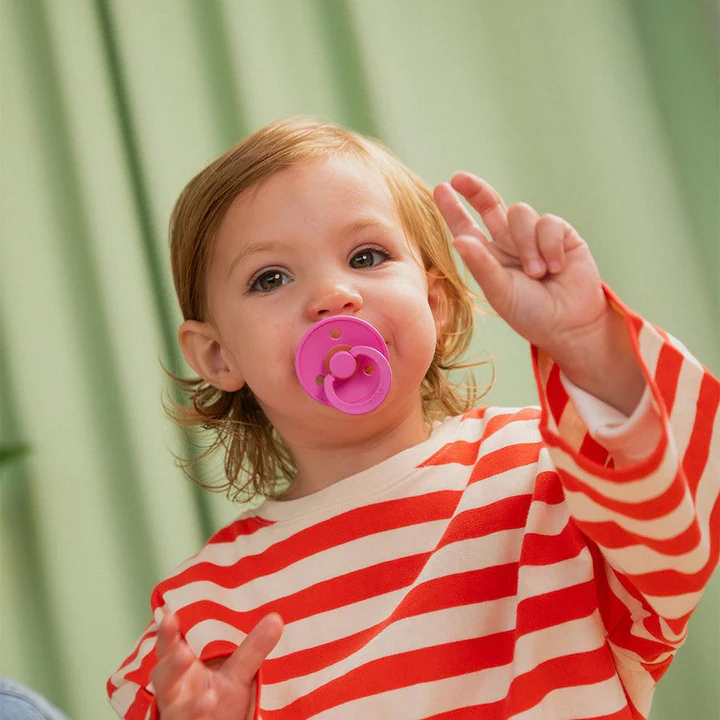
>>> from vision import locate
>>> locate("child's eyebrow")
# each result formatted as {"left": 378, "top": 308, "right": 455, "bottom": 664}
{"left": 228, "top": 240, "right": 294, "bottom": 277}
{"left": 227, "top": 218, "right": 394, "bottom": 277}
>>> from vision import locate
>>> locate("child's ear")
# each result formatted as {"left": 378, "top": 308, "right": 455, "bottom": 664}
{"left": 178, "top": 320, "right": 244, "bottom": 392}
{"left": 427, "top": 266, "right": 450, "bottom": 335}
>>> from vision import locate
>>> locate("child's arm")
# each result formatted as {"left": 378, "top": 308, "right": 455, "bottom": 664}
{"left": 435, "top": 173, "right": 719, "bottom": 711}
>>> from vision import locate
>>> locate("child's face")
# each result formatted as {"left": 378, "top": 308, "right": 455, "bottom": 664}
{"left": 187, "top": 154, "right": 447, "bottom": 441}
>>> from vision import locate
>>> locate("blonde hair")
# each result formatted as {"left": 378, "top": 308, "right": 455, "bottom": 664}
{"left": 164, "top": 116, "right": 493, "bottom": 502}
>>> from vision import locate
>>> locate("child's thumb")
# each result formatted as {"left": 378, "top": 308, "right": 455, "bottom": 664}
{"left": 222, "top": 613, "right": 284, "bottom": 686}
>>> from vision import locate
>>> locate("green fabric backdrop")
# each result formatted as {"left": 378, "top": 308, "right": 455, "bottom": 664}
{"left": 1, "top": 1, "right": 717, "bottom": 718}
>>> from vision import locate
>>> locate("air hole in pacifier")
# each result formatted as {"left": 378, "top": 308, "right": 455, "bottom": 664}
{"left": 330, "top": 328, "right": 341, "bottom": 339}
{"left": 363, "top": 364, "right": 374, "bottom": 375}
{"left": 315, "top": 375, "right": 324, "bottom": 386}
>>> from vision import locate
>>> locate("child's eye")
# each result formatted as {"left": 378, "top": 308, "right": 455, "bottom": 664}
{"left": 248, "top": 269, "right": 292, "bottom": 294}
{"left": 350, "top": 247, "right": 391, "bottom": 269}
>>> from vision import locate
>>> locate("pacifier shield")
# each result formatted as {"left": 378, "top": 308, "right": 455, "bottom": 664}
{"left": 295, "top": 316, "right": 392, "bottom": 415}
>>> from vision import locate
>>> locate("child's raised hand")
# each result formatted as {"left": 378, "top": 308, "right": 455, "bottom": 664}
{"left": 433, "top": 172, "right": 611, "bottom": 363}
{"left": 151, "top": 611, "right": 283, "bottom": 720}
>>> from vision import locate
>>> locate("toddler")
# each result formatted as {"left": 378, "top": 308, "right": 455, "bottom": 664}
{"left": 107, "top": 117, "right": 719, "bottom": 720}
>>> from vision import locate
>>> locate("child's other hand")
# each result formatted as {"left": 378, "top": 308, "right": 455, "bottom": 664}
{"left": 151, "top": 611, "right": 283, "bottom": 720}
{"left": 433, "top": 172, "right": 610, "bottom": 362}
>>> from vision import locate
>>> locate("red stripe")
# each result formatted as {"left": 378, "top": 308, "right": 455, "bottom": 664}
{"left": 558, "top": 465, "right": 687, "bottom": 521}
{"left": 682, "top": 371, "right": 720, "bottom": 497}
{"left": 154, "top": 491, "right": 461, "bottom": 599}
{"left": 422, "top": 408, "right": 541, "bottom": 468}
{"left": 261, "top": 631, "right": 516, "bottom": 718}
{"left": 437, "top": 493, "right": 532, "bottom": 550}
{"left": 208, "top": 515, "right": 275, "bottom": 544}
{"left": 480, "top": 407, "right": 541, "bottom": 443}
{"left": 579, "top": 432, "right": 611, "bottom": 466}
{"left": 421, "top": 438, "right": 482, "bottom": 466}
{"left": 124, "top": 646, "right": 158, "bottom": 690}
{"left": 116, "top": 624, "right": 156, "bottom": 671}
{"left": 461, "top": 405, "right": 489, "bottom": 422}
{"left": 461, "top": 405, "right": 489, "bottom": 421}
{"left": 177, "top": 553, "right": 431, "bottom": 631}
{"left": 533, "top": 470, "right": 565, "bottom": 505}
{"left": 503, "top": 645, "right": 617, "bottom": 716}
{"left": 576, "top": 516, "right": 701, "bottom": 555}
{"left": 264, "top": 562, "right": 519, "bottom": 683}
{"left": 654, "top": 343, "right": 683, "bottom": 416}
{"left": 546, "top": 362, "right": 570, "bottom": 427}
{"left": 470, "top": 442, "right": 543, "bottom": 484}
{"left": 176, "top": 491, "right": 533, "bottom": 641}
{"left": 515, "top": 580, "right": 597, "bottom": 636}
{"left": 123, "top": 689, "right": 153, "bottom": 720}
{"left": 636, "top": 498, "right": 720, "bottom": 597}
{"left": 582, "top": 540, "right": 675, "bottom": 664}
{"left": 519, "top": 520, "right": 586, "bottom": 566}
{"left": 200, "top": 639, "right": 237, "bottom": 662}
{"left": 424, "top": 700, "right": 505, "bottom": 719}
{"left": 576, "top": 494, "right": 720, "bottom": 597}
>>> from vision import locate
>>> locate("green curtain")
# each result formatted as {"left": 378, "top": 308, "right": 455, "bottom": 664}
{"left": 1, "top": 1, "right": 717, "bottom": 718}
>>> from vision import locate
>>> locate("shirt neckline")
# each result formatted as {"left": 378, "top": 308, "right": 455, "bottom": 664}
{"left": 255, "top": 415, "right": 462, "bottom": 523}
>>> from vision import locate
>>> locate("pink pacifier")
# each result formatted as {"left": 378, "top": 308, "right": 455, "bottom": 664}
{"left": 295, "top": 316, "right": 392, "bottom": 415}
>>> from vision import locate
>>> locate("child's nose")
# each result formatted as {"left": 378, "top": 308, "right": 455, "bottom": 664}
{"left": 306, "top": 284, "right": 363, "bottom": 321}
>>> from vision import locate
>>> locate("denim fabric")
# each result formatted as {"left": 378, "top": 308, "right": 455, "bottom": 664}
{"left": 0, "top": 677, "right": 69, "bottom": 720}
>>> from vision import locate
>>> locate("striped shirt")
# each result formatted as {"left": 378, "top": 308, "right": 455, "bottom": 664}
{"left": 108, "top": 291, "right": 719, "bottom": 719}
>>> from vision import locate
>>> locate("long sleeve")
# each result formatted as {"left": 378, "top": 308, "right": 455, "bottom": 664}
{"left": 531, "top": 284, "right": 719, "bottom": 717}
{"left": 107, "top": 614, "right": 161, "bottom": 720}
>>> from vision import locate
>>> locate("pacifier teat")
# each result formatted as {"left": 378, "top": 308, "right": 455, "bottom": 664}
{"left": 295, "top": 316, "right": 392, "bottom": 415}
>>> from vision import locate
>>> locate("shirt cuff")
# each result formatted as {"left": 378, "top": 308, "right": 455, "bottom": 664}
{"left": 559, "top": 371, "right": 663, "bottom": 466}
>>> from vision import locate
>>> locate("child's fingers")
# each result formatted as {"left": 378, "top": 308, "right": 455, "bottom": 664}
{"left": 449, "top": 172, "right": 511, "bottom": 248}
{"left": 453, "top": 235, "right": 511, "bottom": 314}
{"left": 221, "top": 613, "right": 284, "bottom": 687}
{"left": 151, "top": 613, "right": 198, "bottom": 705}
{"left": 536, "top": 214, "right": 568, "bottom": 273}
{"left": 155, "top": 611, "right": 185, "bottom": 660}
{"left": 507, "top": 203, "right": 545, "bottom": 278}
{"left": 432, "top": 182, "right": 490, "bottom": 244}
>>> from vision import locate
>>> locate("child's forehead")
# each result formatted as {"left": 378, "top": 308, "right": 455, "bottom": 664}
{"left": 226, "top": 155, "right": 401, "bottom": 234}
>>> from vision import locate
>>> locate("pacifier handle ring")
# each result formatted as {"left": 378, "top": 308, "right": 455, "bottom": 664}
{"left": 323, "top": 346, "right": 391, "bottom": 415}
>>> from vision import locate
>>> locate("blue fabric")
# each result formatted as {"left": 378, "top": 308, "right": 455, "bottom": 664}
{"left": 0, "top": 677, "right": 69, "bottom": 720}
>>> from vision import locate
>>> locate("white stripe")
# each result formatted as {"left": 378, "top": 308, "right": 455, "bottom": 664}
{"left": 277, "top": 528, "right": 524, "bottom": 653}
{"left": 165, "top": 458, "right": 546, "bottom": 613}
{"left": 295, "top": 612, "right": 611, "bottom": 718}
{"left": 182, "top": 528, "right": 524, "bottom": 661}
{"left": 511, "top": 611, "right": 607, "bottom": 677}
{"left": 595, "top": 519, "right": 712, "bottom": 575}
{"left": 164, "top": 518, "right": 449, "bottom": 610}
{"left": 109, "top": 632, "right": 157, "bottom": 694}
{"left": 523, "top": 498, "right": 571, "bottom": 537}
{"left": 561, "top": 479, "right": 694, "bottom": 540}
{"left": 167, "top": 415, "right": 545, "bottom": 578}
{"left": 665, "top": 351, "right": 704, "bottom": 457}
{"left": 604, "top": 562, "right": 684, "bottom": 654}
{"left": 641, "top": 586, "right": 707, "bottom": 621}
{"left": 262, "top": 597, "right": 520, "bottom": 710}
{"left": 185, "top": 618, "right": 246, "bottom": 657}
{"left": 108, "top": 683, "right": 141, "bottom": 717}
{"left": 311, "top": 663, "right": 513, "bottom": 719}
{"left": 552, "top": 436, "right": 680, "bottom": 504}
{"left": 638, "top": 322, "right": 664, "bottom": 377}
{"left": 612, "top": 654, "right": 655, "bottom": 717}
{"left": 517, "top": 547, "right": 594, "bottom": 599}
{"left": 510, "top": 675, "right": 628, "bottom": 719}
{"left": 168, "top": 418, "right": 541, "bottom": 575}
